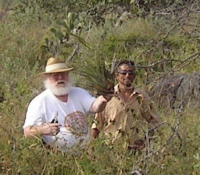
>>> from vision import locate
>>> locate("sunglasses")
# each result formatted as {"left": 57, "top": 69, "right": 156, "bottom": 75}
{"left": 118, "top": 70, "right": 135, "bottom": 75}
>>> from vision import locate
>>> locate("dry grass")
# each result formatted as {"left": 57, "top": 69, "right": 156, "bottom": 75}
{"left": 0, "top": 1, "right": 200, "bottom": 174}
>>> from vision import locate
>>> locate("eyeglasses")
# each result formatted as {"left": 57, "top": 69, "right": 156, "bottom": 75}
{"left": 118, "top": 70, "right": 135, "bottom": 75}
{"left": 49, "top": 72, "right": 68, "bottom": 79}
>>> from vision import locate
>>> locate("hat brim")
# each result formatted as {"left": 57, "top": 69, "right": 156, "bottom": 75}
{"left": 39, "top": 68, "right": 74, "bottom": 75}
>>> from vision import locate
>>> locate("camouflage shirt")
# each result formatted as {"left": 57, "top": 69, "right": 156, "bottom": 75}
{"left": 92, "top": 85, "right": 161, "bottom": 146}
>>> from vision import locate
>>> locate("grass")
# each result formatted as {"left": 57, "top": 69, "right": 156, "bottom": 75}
{"left": 0, "top": 107, "right": 200, "bottom": 174}
{"left": 0, "top": 1, "right": 200, "bottom": 174}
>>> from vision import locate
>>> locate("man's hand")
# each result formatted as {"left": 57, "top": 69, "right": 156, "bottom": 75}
{"left": 103, "top": 94, "right": 113, "bottom": 101}
{"left": 90, "top": 95, "right": 112, "bottom": 113}
{"left": 24, "top": 123, "right": 61, "bottom": 137}
{"left": 39, "top": 123, "right": 60, "bottom": 136}
{"left": 91, "top": 128, "right": 100, "bottom": 138}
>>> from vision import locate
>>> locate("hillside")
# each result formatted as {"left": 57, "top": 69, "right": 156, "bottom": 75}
{"left": 0, "top": 0, "right": 199, "bottom": 174}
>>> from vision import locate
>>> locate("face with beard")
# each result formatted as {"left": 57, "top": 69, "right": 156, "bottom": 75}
{"left": 116, "top": 64, "right": 136, "bottom": 89}
{"left": 44, "top": 72, "right": 72, "bottom": 96}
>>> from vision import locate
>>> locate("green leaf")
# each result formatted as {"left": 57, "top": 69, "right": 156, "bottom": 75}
{"left": 40, "top": 45, "right": 48, "bottom": 50}
{"left": 55, "top": 31, "right": 64, "bottom": 39}
{"left": 45, "top": 38, "right": 49, "bottom": 45}
{"left": 50, "top": 28, "right": 57, "bottom": 34}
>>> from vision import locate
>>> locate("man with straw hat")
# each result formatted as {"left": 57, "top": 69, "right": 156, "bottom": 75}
{"left": 23, "top": 57, "right": 108, "bottom": 152}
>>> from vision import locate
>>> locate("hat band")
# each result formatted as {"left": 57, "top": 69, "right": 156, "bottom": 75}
{"left": 45, "top": 63, "right": 67, "bottom": 72}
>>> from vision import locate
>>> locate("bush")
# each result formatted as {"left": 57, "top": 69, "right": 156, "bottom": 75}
{"left": 0, "top": 0, "right": 199, "bottom": 174}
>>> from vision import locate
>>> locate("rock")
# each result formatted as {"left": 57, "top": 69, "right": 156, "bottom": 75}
{"left": 148, "top": 72, "right": 200, "bottom": 111}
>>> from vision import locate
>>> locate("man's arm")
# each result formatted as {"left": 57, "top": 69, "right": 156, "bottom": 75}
{"left": 91, "top": 111, "right": 106, "bottom": 138}
{"left": 140, "top": 91, "right": 161, "bottom": 129}
{"left": 141, "top": 100, "right": 161, "bottom": 129}
{"left": 24, "top": 123, "right": 60, "bottom": 137}
{"left": 89, "top": 95, "right": 108, "bottom": 113}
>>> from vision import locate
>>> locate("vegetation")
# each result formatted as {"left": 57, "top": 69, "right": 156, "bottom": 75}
{"left": 0, "top": 0, "right": 199, "bottom": 174}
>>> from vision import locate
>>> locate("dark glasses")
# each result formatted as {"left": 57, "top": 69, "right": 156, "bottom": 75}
{"left": 118, "top": 70, "right": 135, "bottom": 75}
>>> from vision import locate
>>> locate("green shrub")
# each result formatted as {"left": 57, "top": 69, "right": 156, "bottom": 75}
{"left": 0, "top": 0, "right": 199, "bottom": 174}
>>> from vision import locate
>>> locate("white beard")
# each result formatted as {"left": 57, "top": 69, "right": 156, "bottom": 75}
{"left": 44, "top": 79, "right": 72, "bottom": 96}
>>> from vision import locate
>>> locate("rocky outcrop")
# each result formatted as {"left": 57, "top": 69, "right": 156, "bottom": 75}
{"left": 148, "top": 73, "right": 200, "bottom": 111}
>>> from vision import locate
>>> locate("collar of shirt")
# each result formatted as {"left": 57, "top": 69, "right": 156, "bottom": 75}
{"left": 114, "top": 84, "right": 143, "bottom": 100}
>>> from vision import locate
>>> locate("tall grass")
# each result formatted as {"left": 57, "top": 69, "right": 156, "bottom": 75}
{"left": 0, "top": 1, "right": 199, "bottom": 174}
{"left": 1, "top": 108, "right": 200, "bottom": 174}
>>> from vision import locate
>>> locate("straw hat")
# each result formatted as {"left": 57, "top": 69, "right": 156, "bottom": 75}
{"left": 40, "top": 57, "right": 74, "bottom": 74}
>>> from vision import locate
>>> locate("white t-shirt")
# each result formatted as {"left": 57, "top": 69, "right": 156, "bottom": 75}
{"left": 23, "top": 87, "right": 96, "bottom": 151}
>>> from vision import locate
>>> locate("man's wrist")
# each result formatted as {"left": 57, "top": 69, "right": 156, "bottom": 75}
{"left": 33, "top": 125, "right": 43, "bottom": 136}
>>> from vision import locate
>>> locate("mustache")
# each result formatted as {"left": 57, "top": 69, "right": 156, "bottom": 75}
{"left": 56, "top": 80, "right": 67, "bottom": 85}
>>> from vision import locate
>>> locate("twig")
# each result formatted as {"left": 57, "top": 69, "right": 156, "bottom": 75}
{"left": 132, "top": 112, "right": 183, "bottom": 174}
{"left": 142, "top": 52, "right": 200, "bottom": 85}
{"left": 136, "top": 58, "right": 182, "bottom": 69}
{"left": 162, "top": 12, "right": 189, "bottom": 41}
{"left": 172, "top": 52, "right": 200, "bottom": 71}
{"left": 65, "top": 44, "right": 79, "bottom": 63}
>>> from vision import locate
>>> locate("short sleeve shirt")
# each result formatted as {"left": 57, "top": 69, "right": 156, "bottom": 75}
{"left": 23, "top": 87, "right": 95, "bottom": 151}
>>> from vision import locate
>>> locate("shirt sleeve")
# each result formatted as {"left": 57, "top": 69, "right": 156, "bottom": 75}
{"left": 23, "top": 98, "right": 45, "bottom": 128}
{"left": 77, "top": 88, "right": 96, "bottom": 113}
{"left": 91, "top": 110, "right": 106, "bottom": 130}
{"left": 140, "top": 92, "right": 161, "bottom": 129}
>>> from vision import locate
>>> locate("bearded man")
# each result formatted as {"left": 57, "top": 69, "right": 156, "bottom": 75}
{"left": 92, "top": 60, "right": 161, "bottom": 150}
{"left": 23, "top": 57, "right": 108, "bottom": 152}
